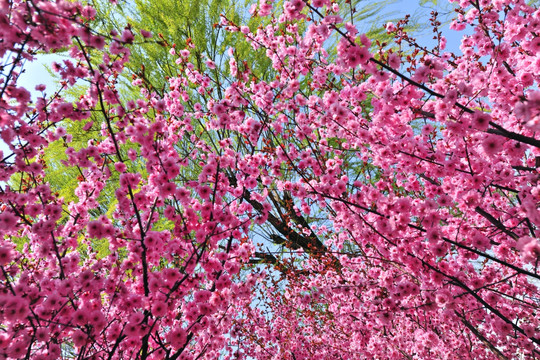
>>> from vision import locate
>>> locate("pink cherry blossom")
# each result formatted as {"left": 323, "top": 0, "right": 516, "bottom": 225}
{"left": 1, "top": 0, "right": 540, "bottom": 359}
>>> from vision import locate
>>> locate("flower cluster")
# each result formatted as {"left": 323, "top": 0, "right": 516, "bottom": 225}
{"left": 1, "top": 0, "right": 539, "bottom": 359}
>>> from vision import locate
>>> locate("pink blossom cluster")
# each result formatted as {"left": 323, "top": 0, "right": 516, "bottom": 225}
{"left": 0, "top": 0, "right": 540, "bottom": 359}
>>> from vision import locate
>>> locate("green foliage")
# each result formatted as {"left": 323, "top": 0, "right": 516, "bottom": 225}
{"left": 42, "top": 137, "right": 79, "bottom": 205}
{"left": 10, "top": 235, "right": 30, "bottom": 252}
{"left": 88, "top": 0, "right": 274, "bottom": 93}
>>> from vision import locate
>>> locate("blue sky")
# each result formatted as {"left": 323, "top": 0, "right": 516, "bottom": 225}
{"left": 380, "top": 0, "right": 466, "bottom": 54}
{"left": 17, "top": 53, "right": 65, "bottom": 99}
{"left": 0, "top": 53, "right": 65, "bottom": 157}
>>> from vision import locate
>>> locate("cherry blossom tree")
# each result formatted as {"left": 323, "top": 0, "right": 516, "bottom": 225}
{"left": 0, "top": 0, "right": 539, "bottom": 359}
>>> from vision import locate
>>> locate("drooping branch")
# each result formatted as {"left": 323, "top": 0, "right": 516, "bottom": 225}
{"left": 456, "top": 312, "right": 510, "bottom": 360}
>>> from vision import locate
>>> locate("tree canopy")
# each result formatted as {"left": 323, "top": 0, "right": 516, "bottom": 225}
{"left": 0, "top": 0, "right": 539, "bottom": 359}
